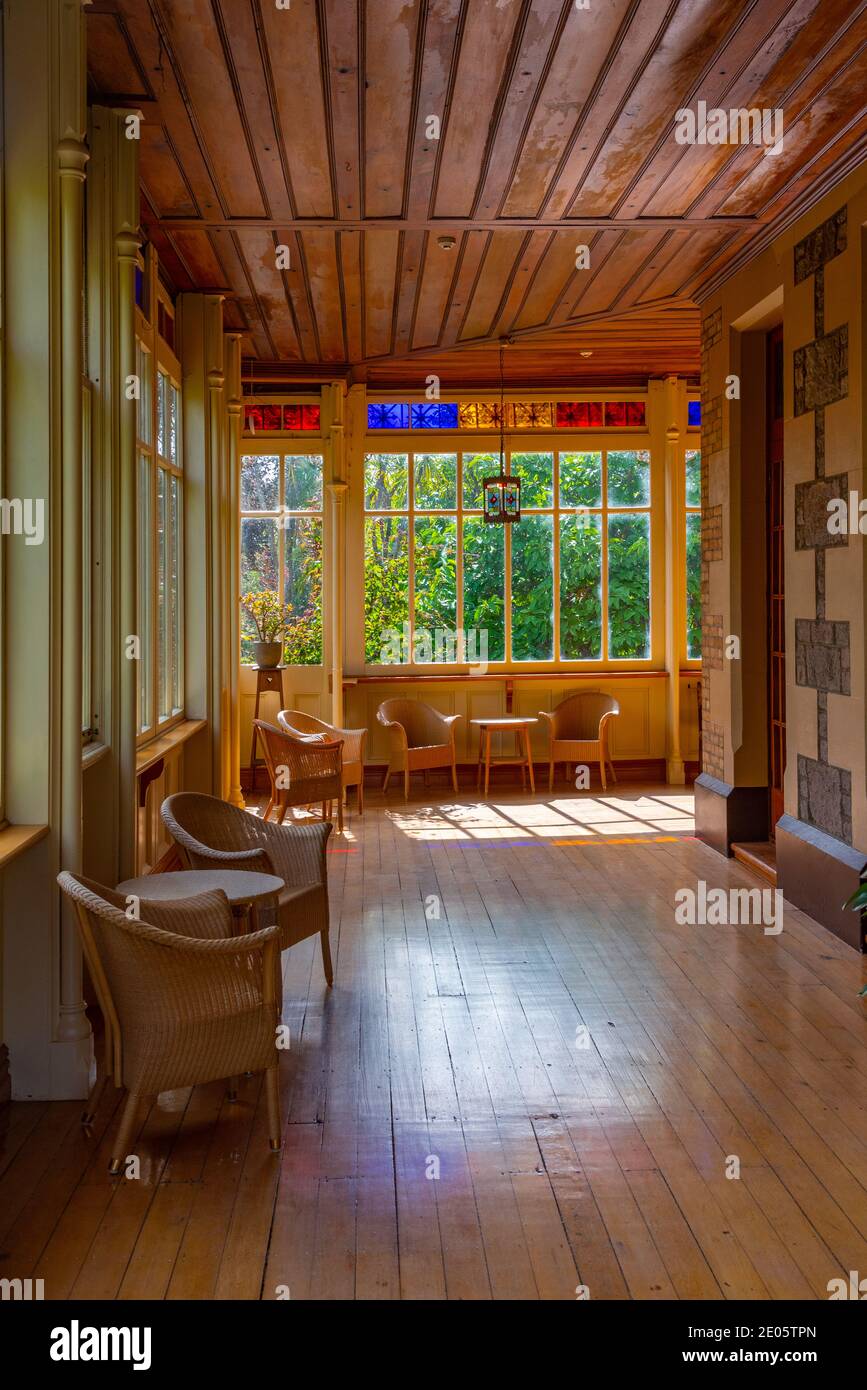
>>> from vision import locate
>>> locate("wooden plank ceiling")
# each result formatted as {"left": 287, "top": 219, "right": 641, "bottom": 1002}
{"left": 86, "top": 0, "right": 867, "bottom": 387}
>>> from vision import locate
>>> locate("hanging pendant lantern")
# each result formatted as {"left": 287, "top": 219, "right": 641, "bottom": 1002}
{"left": 483, "top": 343, "right": 521, "bottom": 525}
{"left": 482, "top": 473, "right": 521, "bottom": 524}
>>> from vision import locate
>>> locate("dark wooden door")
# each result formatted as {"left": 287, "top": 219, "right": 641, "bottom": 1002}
{"left": 767, "top": 326, "right": 786, "bottom": 832}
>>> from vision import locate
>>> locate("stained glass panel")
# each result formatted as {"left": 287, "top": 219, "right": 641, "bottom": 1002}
{"left": 509, "top": 402, "right": 553, "bottom": 428}
{"left": 556, "top": 401, "right": 603, "bottom": 428}
{"left": 368, "top": 402, "right": 410, "bottom": 430}
{"left": 688, "top": 399, "right": 702, "bottom": 428}
{"left": 459, "top": 402, "right": 503, "bottom": 429}
{"left": 604, "top": 400, "right": 646, "bottom": 427}
{"left": 284, "top": 403, "right": 321, "bottom": 431}
{"left": 410, "top": 402, "right": 459, "bottom": 429}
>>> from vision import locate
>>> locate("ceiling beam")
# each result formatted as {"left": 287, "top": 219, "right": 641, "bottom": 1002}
{"left": 158, "top": 215, "right": 757, "bottom": 233}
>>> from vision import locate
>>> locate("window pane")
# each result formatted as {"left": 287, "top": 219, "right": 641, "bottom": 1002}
{"left": 414, "top": 516, "right": 457, "bottom": 656}
{"left": 157, "top": 371, "right": 167, "bottom": 458}
{"left": 283, "top": 516, "right": 323, "bottom": 665}
{"left": 285, "top": 453, "right": 323, "bottom": 510}
{"left": 685, "top": 448, "right": 701, "bottom": 507}
{"left": 560, "top": 515, "right": 602, "bottom": 660}
{"left": 686, "top": 512, "right": 702, "bottom": 660}
{"left": 607, "top": 449, "right": 650, "bottom": 507}
{"left": 82, "top": 387, "right": 92, "bottom": 734}
{"left": 171, "top": 475, "right": 183, "bottom": 712}
{"left": 512, "top": 513, "right": 553, "bottom": 661}
{"left": 168, "top": 382, "right": 179, "bottom": 466}
{"left": 364, "top": 453, "right": 408, "bottom": 510}
{"left": 511, "top": 451, "right": 553, "bottom": 509}
{"left": 608, "top": 512, "right": 650, "bottom": 659}
{"left": 136, "top": 342, "right": 152, "bottom": 445}
{"left": 240, "top": 516, "right": 279, "bottom": 663}
{"left": 137, "top": 454, "right": 152, "bottom": 733}
{"left": 241, "top": 454, "right": 279, "bottom": 511}
{"left": 365, "top": 516, "right": 409, "bottom": 662}
{"left": 462, "top": 452, "right": 498, "bottom": 509}
{"left": 463, "top": 517, "right": 504, "bottom": 662}
{"left": 414, "top": 453, "right": 456, "bottom": 510}
{"left": 560, "top": 451, "right": 602, "bottom": 508}
{"left": 157, "top": 469, "right": 170, "bottom": 722}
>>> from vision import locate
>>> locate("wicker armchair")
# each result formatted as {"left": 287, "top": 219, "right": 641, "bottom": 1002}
{"left": 161, "top": 791, "right": 334, "bottom": 985}
{"left": 57, "top": 872, "right": 283, "bottom": 1174}
{"left": 255, "top": 717, "right": 344, "bottom": 833}
{"left": 279, "top": 709, "right": 367, "bottom": 815}
{"left": 539, "top": 691, "right": 620, "bottom": 791}
{"left": 376, "top": 698, "right": 460, "bottom": 800}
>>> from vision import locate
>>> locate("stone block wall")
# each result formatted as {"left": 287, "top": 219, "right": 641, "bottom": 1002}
{"left": 696, "top": 170, "right": 867, "bottom": 858}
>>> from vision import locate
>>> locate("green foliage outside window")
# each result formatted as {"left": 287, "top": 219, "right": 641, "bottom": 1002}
{"left": 362, "top": 447, "right": 656, "bottom": 665}
{"left": 240, "top": 453, "right": 323, "bottom": 665}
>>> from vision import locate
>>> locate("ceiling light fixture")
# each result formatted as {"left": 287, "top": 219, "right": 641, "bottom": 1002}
{"left": 580, "top": 350, "right": 593, "bottom": 358}
{"left": 483, "top": 342, "right": 521, "bottom": 526}
{"left": 437, "top": 235, "right": 456, "bottom": 251}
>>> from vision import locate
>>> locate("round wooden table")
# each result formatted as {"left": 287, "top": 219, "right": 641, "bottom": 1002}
{"left": 471, "top": 717, "right": 538, "bottom": 797}
{"left": 115, "top": 869, "right": 284, "bottom": 932}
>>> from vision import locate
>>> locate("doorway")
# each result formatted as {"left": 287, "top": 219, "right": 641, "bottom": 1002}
{"left": 767, "top": 325, "right": 786, "bottom": 832}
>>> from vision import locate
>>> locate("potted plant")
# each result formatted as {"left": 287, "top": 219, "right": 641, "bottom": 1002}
{"left": 843, "top": 881, "right": 867, "bottom": 994}
{"left": 240, "top": 590, "right": 292, "bottom": 668}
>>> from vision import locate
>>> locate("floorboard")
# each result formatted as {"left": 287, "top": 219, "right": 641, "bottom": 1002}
{"left": 2, "top": 782, "right": 866, "bottom": 1300}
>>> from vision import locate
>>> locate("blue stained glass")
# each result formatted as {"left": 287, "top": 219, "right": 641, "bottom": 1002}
{"left": 688, "top": 400, "right": 702, "bottom": 428}
{"left": 410, "top": 402, "right": 459, "bottom": 429}
{"left": 368, "top": 402, "right": 409, "bottom": 429}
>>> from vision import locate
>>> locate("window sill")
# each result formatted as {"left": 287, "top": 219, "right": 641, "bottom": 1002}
{"left": 346, "top": 669, "right": 670, "bottom": 684}
{"left": 0, "top": 823, "right": 50, "bottom": 869}
{"left": 82, "top": 741, "right": 110, "bottom": 770}
{"left": 136, "top": 718, "right": 207, "bottom": 775}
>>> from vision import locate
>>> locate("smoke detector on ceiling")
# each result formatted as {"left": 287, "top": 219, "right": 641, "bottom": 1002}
{"left": 580, "top": 350, "right": 593, "bottom": 358}
{"left": 437, "top": 235, "right": 456, "bottom": 250}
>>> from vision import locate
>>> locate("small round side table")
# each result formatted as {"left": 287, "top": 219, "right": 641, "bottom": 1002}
{"left": 115, "top": 868, "right": 284, "bottom": 933}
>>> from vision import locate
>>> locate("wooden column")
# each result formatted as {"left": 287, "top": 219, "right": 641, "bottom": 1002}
{"left": 2, "top": 0, "right": 92, "bottom": 1097}
{"left": 178, "top": 292, "right": 229, "bottom": 797}
{"left": 225, "top": 332, "right": 245, "bottom": 806}
{"left": 327, "top": 381, "right": 348, "bottom": 728}
{"left": 663, "top": 375, "right": 686, "bottom": 785}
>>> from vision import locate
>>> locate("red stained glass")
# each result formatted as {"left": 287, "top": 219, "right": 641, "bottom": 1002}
{"left": 556, "top": 401, "right": 603, "bottom": 428}
{"left": 244, "top": 405, "right": 280, "bottom": 430}
{"left": 604, "top": 401, "right": 646, "bottom": 427}
{"left": 283, "top": 403, "right": 321, "bottom": 430}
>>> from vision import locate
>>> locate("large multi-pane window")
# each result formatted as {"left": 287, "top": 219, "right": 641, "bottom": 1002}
{"left": 363, "top": 447, "right": 651, "bottom": 665}
{"left": 685, "top": 448, "right": 702, "bottom": 660}
{"left": 240, "top": 451, "right": 324, "bottom": 664}
{"left": 136, "top": 272, "right": 184, "bottom": 738}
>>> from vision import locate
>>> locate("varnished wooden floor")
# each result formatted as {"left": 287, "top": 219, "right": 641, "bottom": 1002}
{"left": 2, "top": 782, "right": 867, "bottom": 1300}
